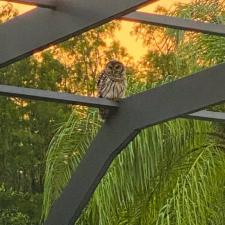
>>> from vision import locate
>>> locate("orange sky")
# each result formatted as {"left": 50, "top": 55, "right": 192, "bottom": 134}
{"left": 118, "top": 0, "right": 191, "bottom": 59}
{"left": 2, "top": 0, "right": 191, "bottom": 60}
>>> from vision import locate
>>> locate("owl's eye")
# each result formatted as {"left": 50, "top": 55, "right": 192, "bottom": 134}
{"left": 115, "top": 65, "right": 121, "bottom": 70}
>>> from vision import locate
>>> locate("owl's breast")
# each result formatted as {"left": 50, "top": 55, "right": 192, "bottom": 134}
{"left": 101, "top": 78, "right": 126, "bottom": 99}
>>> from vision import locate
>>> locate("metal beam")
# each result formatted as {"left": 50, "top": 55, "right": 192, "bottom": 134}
{"left": 1, "top": 0, "right": 56, "bottom": 9}
{"left": 184, "top": 110, "right": 225, "bottom": 122}
{"left": 45, "top": 119, "right": 137, "bottom": 225}
{"left": 123, "top": 11, "right": 225, "bottom": 37}
{"left": 0, "top": 0, "right": 153, "bottom": 68}
{"left": 44, "top": 62, "right": 225, "bottom": 225}
{"left": 124, "top": 63, "right": 225, "bottom": 130}
{"left": 0, "top": 85, "right": 225, "bottom": 122}
{"left": 0, "top": 84, "right": 118, "bottom": 109}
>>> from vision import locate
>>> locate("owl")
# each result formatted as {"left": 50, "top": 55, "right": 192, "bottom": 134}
{"left": 97, "top": 60, "right": 127, "bottom": 120}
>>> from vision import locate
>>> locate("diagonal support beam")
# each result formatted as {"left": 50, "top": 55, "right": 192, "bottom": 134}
{"left": 0, "top": 0, "right": 153, "bottom": 68}
{"left": 45, "top": 121, "right": 136, "bottom": 225}
{"left": 123, "top": 11, "right": 225, "bottom": 37}
{"left": 44, "top": 62, "right": 225, "bottom": 225}
{"left": 1, "top": 0, "right": 56, "bottom": 9}
{"left": 0, "top": 84, "right": 118, "bottom": 108}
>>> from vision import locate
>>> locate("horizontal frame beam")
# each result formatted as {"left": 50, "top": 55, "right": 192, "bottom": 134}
{"left": 123, "top": 11, "right": 225, "bottom": 37}
{"left": 1, "top": 85, "right": 225, "bottom": 122}
{"left": 0, "top": 84, "right": 118, "bottom": 108}
{"left": 184, "top": 110, "right": 225, "bottom": 122}
{"left": 44, "top": 62, "right": 225, "bottom": 225}
{"left": 1, "top": 0, "right": 56, "bottom": 9}
{"left": 0, "top": 0, "right": 152, "bottom": 68}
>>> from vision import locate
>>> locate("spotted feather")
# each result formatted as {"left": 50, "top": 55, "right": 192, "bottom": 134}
{"left": 97, "top": 60, "right": 127, "bottom": 119}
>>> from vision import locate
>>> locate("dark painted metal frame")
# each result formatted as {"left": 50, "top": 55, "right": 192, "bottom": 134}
{"left": 0, "top": 84, "right": 118, "bottom": 108}
{"left": 1, "top": 0, "right": 225, "bottom": 224}
{"left": 0, "top": 84, "right": 224, "bottom": 122}
{"left": 44, "top": 62, "right": 225, "bottom": 225}
{"left": 123, "top": 11, "right": 225, "bottom": 36}
{"left": 0, "top": 0, "right": 152, "bottom": 68}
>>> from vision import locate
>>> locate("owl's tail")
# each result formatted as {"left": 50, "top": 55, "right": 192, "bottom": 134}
{"left": 99, "top": 108, "right": 110, "bottom": 120}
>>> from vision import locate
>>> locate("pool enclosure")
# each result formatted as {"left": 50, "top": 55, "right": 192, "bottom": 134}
{"left": 1, "top": 0, "right": 225, "bottom": 224}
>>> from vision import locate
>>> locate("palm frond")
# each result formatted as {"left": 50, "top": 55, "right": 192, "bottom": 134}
{"left": 41, "top": 108, "right": 100, "bottom": 221}
{"left": 42, "top": 105, "right": 225, "bottom": 225}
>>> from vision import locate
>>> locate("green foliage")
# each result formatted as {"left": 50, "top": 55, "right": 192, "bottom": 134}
{"left": 41, "top": 79, "right": 225, "bottom": 225}
{"left": 1, "top": 1, "right": 225, "bottom": 225}
{"left": 0, "top": 4, "right": 72, "bottom": 224}
{"left": 0, "top": 3, "right": 132, "bottom": 224}
{"left": 0, "top": 209, "right": 30, "bottom": 225}
{"left": 0, "top": 184, "right": 42, "bottom": 225}
{"left": 171, "top": 0, "right": 225, "bottom": 67}
{"left": 42, "top": 104, "right": 225, "bottom": 225}
{"left": 55, "top": 21, "right": 133, "bottom": 96}
{"left": 0, "top": 55, "right": 71, "bottom": 194}
{"left": 133, "top": 0, "right": 225, "bottom": 82}
{"left": 41, "top": 1, "right": 225, "bottom": 223}
{"left": 42, "top": 108, "right": 100, "bottom": 221}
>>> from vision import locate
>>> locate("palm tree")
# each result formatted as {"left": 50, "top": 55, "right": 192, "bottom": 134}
{"left": 41, "top": 0, "right": 225, "bottom": 224}
{"left": 41, "top": 82, "right": 225, "bottom": 225}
